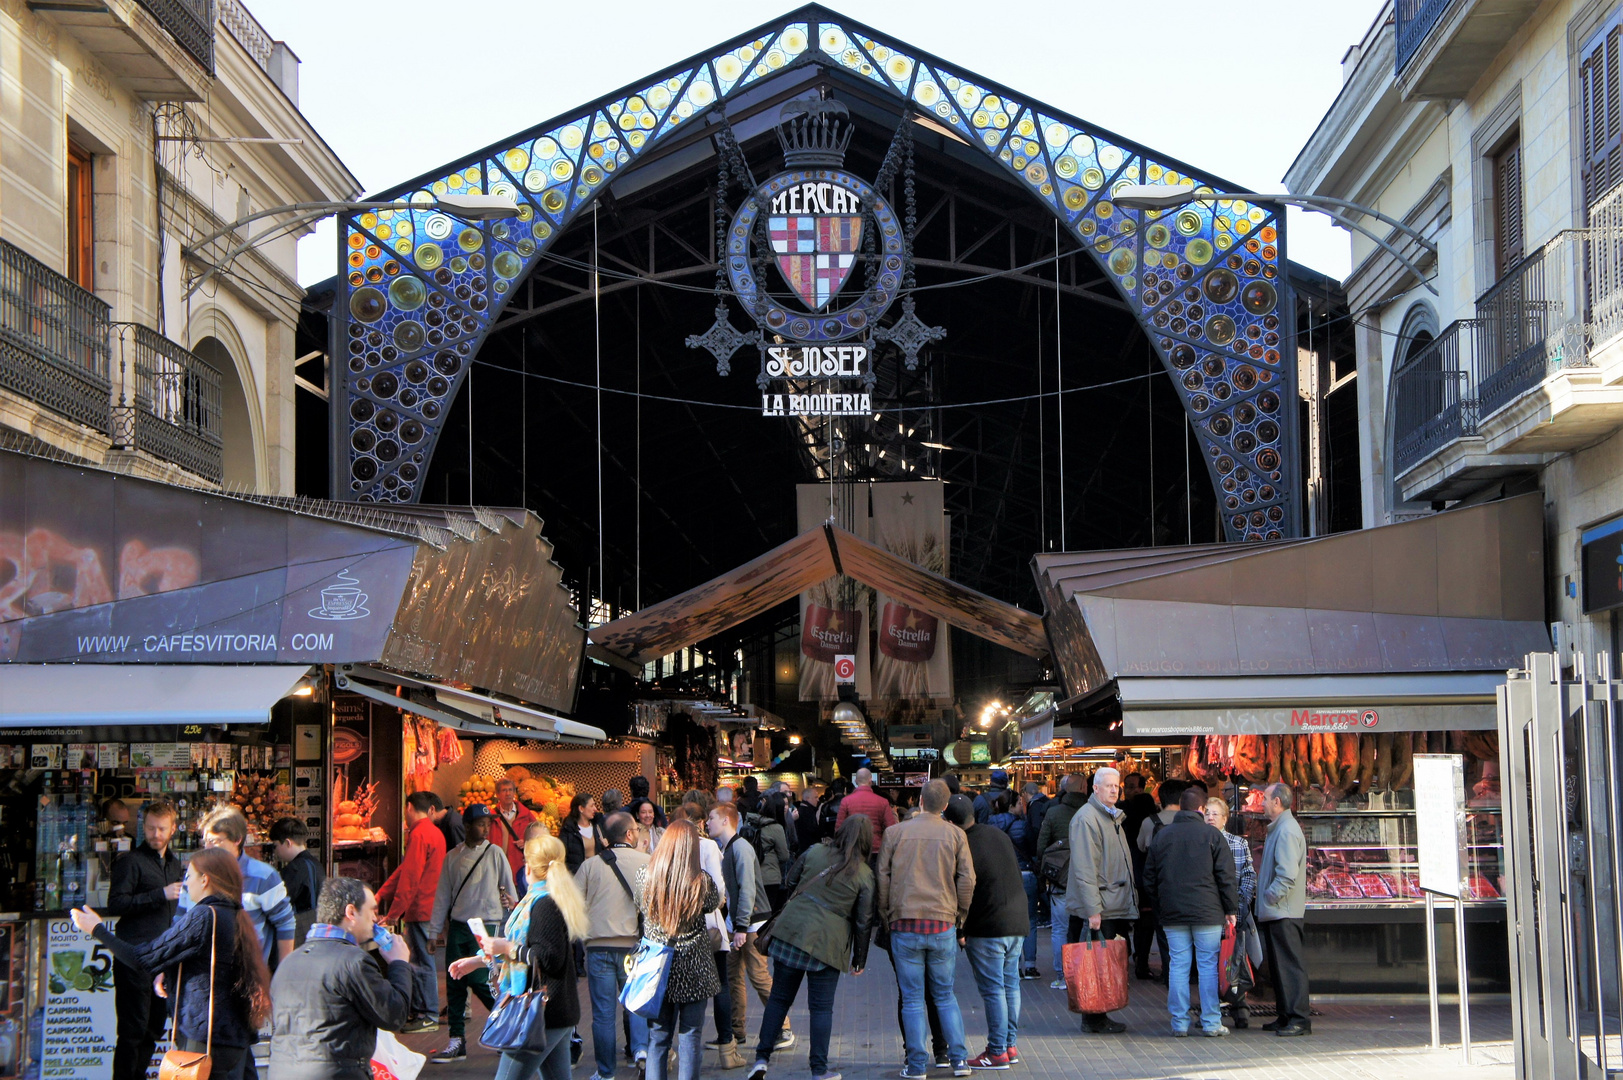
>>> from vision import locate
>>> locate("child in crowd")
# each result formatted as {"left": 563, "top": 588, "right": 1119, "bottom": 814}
{"left": 271, "top": 817, "right": 323, "bottom": 945}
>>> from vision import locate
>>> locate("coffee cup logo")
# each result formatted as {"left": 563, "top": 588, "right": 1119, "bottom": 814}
{"left": 309, "top": 569, "right": 370, "bottom": 621}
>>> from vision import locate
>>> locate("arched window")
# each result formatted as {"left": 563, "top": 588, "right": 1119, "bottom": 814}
{"left": 1385, "top": 303, "right": 1440, "bottom": 519}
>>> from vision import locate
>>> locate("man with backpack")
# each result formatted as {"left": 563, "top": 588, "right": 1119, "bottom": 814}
{"left": 1034, "top": 775, "right": 1085, "bottom": 990}
{"left": 576, "top": 813, "right": 651, "bottom": 1079}
{"left": 708, "top": 802, "right": 792, "bottom": 1054}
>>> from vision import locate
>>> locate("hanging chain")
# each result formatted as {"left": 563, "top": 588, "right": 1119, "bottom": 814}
{"left": 902, "top": 112, "right": 917, "bottom": 292}
{"left": 713, "top": 128, "right": 731, "bottom": 300}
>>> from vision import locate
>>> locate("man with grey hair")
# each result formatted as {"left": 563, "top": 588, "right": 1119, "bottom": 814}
{"left": 1256, "top": 783, "right": 1309, "bottom": 1035}
{"left": 1067, "top": 766, "right": 1137, "bottom": 1033}
{"left": 837, "top": 765, "right": 899, "bottom": 844}
{"left": 601, "top": 789, "right": 624, "bottom": 817}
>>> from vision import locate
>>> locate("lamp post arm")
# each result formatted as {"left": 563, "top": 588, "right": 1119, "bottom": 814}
{"left": 181, "top": 201, "right": 411, "bottom": 260}
{"left": 1300, "top": 201, "right": 1439, "bottom": 295}
{"left": 1267, "top": 193, "right": 1437, "bottom": 252}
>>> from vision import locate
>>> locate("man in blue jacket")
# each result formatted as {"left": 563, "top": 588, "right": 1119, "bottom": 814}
{"left": 1144, "top": 789, "right": 1238, "bottom": 1037}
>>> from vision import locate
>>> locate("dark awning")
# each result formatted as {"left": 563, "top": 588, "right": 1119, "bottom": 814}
{"left": 0, "top": 449, "right": 584, "bottom": 713}
{"left": 1026, "top": 495, "right": 1549, "bottom": 745}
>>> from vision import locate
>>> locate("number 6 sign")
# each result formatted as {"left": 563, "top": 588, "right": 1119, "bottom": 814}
{"left": 834, "top": 655, "right": 856, "bottom": 684}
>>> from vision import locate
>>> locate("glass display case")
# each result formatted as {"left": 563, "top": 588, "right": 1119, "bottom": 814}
{"left": 1237, "top": 802, "right": 1505, "bottom": 908}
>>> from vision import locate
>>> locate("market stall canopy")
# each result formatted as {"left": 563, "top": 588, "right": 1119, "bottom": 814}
{"left": 0, "top": 448, "right": 584, "bottom": 712}
{"left": 335, "top": 665, "right": 605, "bottom": 745}
{"left": 0, "top": 664, "right": 309, "bottom": 727}
{"left": 1025, "top": 495, "right": 1549, "bottom": 746}
{"left": 589, "top": 522, "right": 1048, "bottom": 666}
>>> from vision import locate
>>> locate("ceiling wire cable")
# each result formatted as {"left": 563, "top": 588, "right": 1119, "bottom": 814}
{"left": 1054, "top": 219, "right": 1066, "bottom": 552}
{"left": 594, "top": 202, "right": 605, "bottom": 612}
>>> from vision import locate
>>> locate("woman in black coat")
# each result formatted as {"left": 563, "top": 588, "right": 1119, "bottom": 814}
{"left": 73, "top": 846, "right": 272, "bottom": 1080}
{"left": 451, "top": 832, "right": 587, "bottom": 1080}
{"left": 560, "top": 794, "right": 607, "bottom": 875}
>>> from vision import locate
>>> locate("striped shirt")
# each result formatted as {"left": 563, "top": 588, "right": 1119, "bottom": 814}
{"left": 176, "top": 852, "right": 295, "bottom": 960}
{"left": 890, "top": 919, "right": 955, "bottom": 936}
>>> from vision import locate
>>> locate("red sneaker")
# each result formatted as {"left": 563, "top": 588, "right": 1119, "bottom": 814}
{"left": 1004, "top": 1047, "right": 1020, "bottom": 1065}
{"left": 967, "top": 1051, "right": 1010, "bottom": 1071}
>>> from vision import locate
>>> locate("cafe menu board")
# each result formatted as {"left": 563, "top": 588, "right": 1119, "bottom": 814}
{"left": 43, "top": 918, "right": 117, "bottom": 1080}
{"left": 1414, "top": 754, "right": 1468, "bottom": 898}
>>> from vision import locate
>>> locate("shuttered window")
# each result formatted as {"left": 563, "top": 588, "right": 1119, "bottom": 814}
{"left": 1493, "top": 135, "right": 1524, "bottom": 279}
{"left": 1581, "top": 18, "right": 1623, "bottom": 215}
{"left": 66, "top": 143, "right": 93, "bottom": 291}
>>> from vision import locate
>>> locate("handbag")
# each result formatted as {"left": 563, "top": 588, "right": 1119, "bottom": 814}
{"left": 618, "top": 937, "right": 675, "bottom": 1020}
{"left": 158, "top": 909, "right": 216, "bottom": 1080}
{"left": 479, "top": 963, "right": 552, "bottom": 1053}
{"left": 1062, "top": 928, "right": 1129, "bottom": 1015}
{"left": 1219, "top": 923, "right": 1254, "bottom": 1002}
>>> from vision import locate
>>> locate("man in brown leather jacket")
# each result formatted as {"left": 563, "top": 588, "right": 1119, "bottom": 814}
{"left": 877, "top": 779, "right": 976, "bottom": 1079}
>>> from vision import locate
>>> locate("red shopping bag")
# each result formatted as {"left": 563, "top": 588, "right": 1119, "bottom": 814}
{"left": 1219, "top": 924, "right": 1254, "bottom": 1002}
{"left": 1063, "top": 933, "right": 1129, "bottom": 1014}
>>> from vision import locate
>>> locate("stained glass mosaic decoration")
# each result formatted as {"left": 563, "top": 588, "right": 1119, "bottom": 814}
{"left": 331, "top": 5, "right": 1297, "bottom": 542}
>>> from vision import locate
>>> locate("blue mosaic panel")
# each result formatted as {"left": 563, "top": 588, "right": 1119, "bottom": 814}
{"left": 332, "top": 9, "right": 1295, "bottom": 542}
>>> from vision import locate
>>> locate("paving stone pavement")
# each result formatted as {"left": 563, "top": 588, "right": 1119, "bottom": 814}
{"left": 391, "top": 930, "right": 1513, "bottom": 1080}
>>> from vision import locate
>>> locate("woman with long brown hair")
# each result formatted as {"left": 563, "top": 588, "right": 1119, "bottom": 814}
{"left": 638, "top": 817, "right": 722, "bottom": 1080}
{"left": 72, "top": 846, "right": 272, "bottom": 1080}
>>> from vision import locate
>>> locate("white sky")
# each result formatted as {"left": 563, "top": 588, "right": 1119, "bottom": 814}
{"left": 250, "top": 0, "right": 1381, "bottom": 288}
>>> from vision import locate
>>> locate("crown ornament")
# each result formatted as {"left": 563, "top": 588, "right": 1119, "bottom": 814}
{"left": 776, "top": 99, "right": 853, "bottom": 169}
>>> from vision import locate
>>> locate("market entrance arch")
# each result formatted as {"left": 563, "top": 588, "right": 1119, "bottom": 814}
{"left": 329, "top": 5, "right": 1300, "bottom": 546}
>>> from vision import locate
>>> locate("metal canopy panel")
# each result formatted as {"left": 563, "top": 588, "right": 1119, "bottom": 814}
{"left": 590, "top": 527, "right": 838, "bottom": 666}
{"left": 828, "top": 526, "right": 1049, "bottom": 658}
{"left": 590, "top": 523, "right": 1048, "bottom": 666}
{"left": 1032, "top": 494, "right": 1548, "bottom": 697}
{"left": 0, "top": 665, "right": 308, "bottom": 727}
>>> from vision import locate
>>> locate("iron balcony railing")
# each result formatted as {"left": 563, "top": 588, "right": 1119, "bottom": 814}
{"left": 1393, "top": 319, "right": 1481, "bottom": 474}
{"left": 1395, "top": 0, "right": 1453, "bottom": 71}
{"left": 1588, "top": 182, "right": 1623, "bottom": 348}
{"left": 1392, "top": 230, "right": 1596, "bottom": 475}
{"left": 0, "top": 237, "right": 112, "bottom": 435}
{"left": 137, "top": 0, "right": 214, "bottom": 73}
{"left": 116, "top": 323, "right": 223, "bottom": 483}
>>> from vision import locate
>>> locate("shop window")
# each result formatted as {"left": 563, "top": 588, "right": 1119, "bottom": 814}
{"left": 1580, "top": 16, "right": 1623, "bottom": 216}
{"left": 1491, "top": 134, "right": 1524, "bottom": 280}
{"left": 66, "top": 142, "right": 93, "bottom": 291}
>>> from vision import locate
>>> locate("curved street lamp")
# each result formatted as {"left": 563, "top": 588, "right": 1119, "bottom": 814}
{"left": 1112, "top": 183, "right": 1438, "bottom": 295}
{"left": 182, "top": 193, "right": 521, "bottom": 299}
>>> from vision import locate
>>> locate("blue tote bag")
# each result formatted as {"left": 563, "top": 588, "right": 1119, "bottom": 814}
{"left": 619, "top": 937, "right": 675, "bottom": 1019}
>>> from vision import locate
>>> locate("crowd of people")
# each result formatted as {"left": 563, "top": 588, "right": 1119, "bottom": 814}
{"left": 70, "top": 765, "right": 1310, "bottom": 1080}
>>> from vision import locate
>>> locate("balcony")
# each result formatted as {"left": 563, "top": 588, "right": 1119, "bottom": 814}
{"left": 0, "top": 238, "right": 112, "bottom": 437}
{"left": 114, "top": 324, "right": 224, "bottom": 483}
{"left": 1395, "top": 0, "right": 1543, "bottom": 100}
{"left": 1394, "top": 220, "right": 1623, "bottom": 502}
{"left": 44, "top": 0, "right": 213, "bottom": 100}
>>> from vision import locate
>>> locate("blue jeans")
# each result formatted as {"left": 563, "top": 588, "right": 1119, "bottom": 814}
{"left": 1164, "top": 924, "right": 1223, "bottom": 1033}
{"left": 403, "top": 921, "right": 438, "bottom": 1017}
{"left": 588, "top": 947, "right": 648, "bottom": 1077}
{"left": 1019, "top": 873, "right": 1039, "bottom": 966}
{"left": 647, "top": 998, "right": 705, "bottom": 1080}
{"left": 492, "top": 1024, "right": 573, "bottom": 1080}
{"left": 891, "top": 930, "right": 967, "bottom": 1073}
{"left": 964, "top": 937, "right": 1021, "bottom": 1056}
{"left": 755, "top": 960, "right": 839, "bottom": 1074}
{"left": 1049, "top": 891, "right": 1069, "bottom": 976}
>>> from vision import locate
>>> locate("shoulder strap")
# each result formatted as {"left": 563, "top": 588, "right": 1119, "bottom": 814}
{"left": 447, "top": 845, "right": 495, "bottom": 915}
{"left": 206, "top": 908, "right": 216, "bottom": 1054}
{"left": 600, "top": 848, "right": 636, "bottom": 903}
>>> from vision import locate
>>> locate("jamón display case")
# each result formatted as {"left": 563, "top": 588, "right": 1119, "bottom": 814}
{"left": 1236, "top": 801, "right": 1505, "bottom": 908}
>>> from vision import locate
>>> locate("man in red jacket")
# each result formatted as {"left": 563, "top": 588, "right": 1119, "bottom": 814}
{"left": 378, "top": 791, "right": 447, "bottom": 1032}
{"left": 489, "top": 778, "right": 538, "bottom": 894}
{"left": 836, "top": 768, "right": 899, "bottom": 844}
